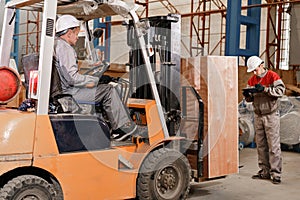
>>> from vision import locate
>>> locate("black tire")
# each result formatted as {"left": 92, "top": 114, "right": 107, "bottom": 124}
{"left": 137, "top": 148, "right": 191, "bottom": 200}
{"left": 50, "top": 177, "right": 64, "bottom": 200}
{"left": 0, "top": 175, "right": 57, "bottom": 200}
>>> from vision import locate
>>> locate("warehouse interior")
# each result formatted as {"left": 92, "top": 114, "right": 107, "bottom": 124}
{"left": 0, "top": 0, "right": 300, "bottom": 199}
{"left": 1, "top": 1, "right": 300, "bottom": 97}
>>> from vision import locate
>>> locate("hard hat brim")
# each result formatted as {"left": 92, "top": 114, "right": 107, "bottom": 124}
{"left": 247, "top": 61, "right": 264, "bottom": 73}
{"left": 247, "top": 67, "right": 256, "bottom": 73}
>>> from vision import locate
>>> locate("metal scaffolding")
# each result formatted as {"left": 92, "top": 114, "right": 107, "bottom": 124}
{"left": 135, "top": 0, "right": 300, "bottom": 69}
{"left": 14, "top": 0, "right": 300, "bottom": 69}
{"left": 188, "top": 0, "right": 226, "bottom": 57}
{"left": 265, "top": 2, "right": 292, "bottom": 70}
{"left": 135, "top": 0, "right": 227, "bottom": 57}
{"left": 24, "top": 11, "right": 40, "bottom": 55}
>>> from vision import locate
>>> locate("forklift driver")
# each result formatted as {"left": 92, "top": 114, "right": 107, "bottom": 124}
{"left": 54, "top": 14, "right": 137, "bottom": 141}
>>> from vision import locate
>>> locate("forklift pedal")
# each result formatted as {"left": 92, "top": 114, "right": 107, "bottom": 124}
{"left": 132, "top": 136, "right": 148, "bottom": 144}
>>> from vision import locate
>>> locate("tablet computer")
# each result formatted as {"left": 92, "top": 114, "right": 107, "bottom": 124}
{"left": 242, "top": 87, "right": 259, "bottom": 94}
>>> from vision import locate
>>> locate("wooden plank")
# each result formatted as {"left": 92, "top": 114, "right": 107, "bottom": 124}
{"left": 238, "top": 65, "right": 252, "bottom": 102}
{"left": 203, "top": 56, "right": 238, "bottom": 178}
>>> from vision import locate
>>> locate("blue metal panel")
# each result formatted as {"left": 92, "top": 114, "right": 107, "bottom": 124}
{"left": 12, "top": 10, "right": 19, "bottom": 67}
{"left": 225, "top": 0, "right": 261, "bottom": 59}
{"left": 93, "top": 18, "right": 100, "bottom": 48}
{"left": 93, "top": 16, "right": 111, "bottom": 62}
{"left": 240, "top": 15, "right": 257, "bottom": 25}
{"left": 245, "top": 0, "right": 261, "bottom": 58}
{"left": 105, "top": 16, "right": 111, "bottom": 62}
{"left": 225, "top": 0, "right": 242, "bottom": 56}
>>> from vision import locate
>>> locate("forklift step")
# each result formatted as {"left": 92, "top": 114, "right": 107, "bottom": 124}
{"left": 111, "top": 140, "right": 134, "bottom": 147}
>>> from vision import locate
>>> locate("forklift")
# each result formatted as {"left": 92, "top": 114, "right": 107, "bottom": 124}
{"left": 0, "top": 0, "right": 237, "bottom": 199}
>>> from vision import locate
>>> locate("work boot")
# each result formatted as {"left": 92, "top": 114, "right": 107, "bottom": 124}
{"left": 112, "top": 123, "right": 138, "bottom": 141}
{"left": 252, "top": 173, "right": 270, "bottom": 180}
{"left": 271, "top": 176, "right": 281, "bottom": 184}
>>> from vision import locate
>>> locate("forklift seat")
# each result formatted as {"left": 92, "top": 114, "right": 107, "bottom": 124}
{"left": 50, "top": 55, "right": 103, "bottom": 114}
{"left": 21, "top": 53, "right": 102, "bottom": 114}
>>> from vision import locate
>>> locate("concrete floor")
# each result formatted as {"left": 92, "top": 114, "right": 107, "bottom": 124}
{"left": 187, "top": 148, "right": 300, "bottom": 200}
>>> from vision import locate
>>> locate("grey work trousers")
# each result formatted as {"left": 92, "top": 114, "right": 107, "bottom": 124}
{"left": 254, "top": 110, "right": 282, "bottom": 178}
{"left": 72, "top": 84, "right": 129, "bottom": 130}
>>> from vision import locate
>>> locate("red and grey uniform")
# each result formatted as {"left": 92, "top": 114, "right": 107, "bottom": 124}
{"left": 247, "top": 70, "right": 285, "bottom": 179}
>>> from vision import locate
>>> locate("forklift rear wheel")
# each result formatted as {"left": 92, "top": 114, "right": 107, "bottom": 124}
{"left": 0, "top": 175, "right": 57, "bottom": 200}
{"left": 137, "top": 148, "right": 191, "bottom": 200}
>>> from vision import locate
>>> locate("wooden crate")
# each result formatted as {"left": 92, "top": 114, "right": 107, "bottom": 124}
{"left": 181, "top": 56, "right": 239, "bottom": 179}
{"left": 180, "top": 58, "right": 203, "bottom": 141}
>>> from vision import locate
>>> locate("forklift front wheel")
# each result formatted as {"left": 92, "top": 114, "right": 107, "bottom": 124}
{"left": 137, "top": 148, "right": 191, "bottom": 200}
{"left": 0, "top": 175, "right": 57, "bottom": 200}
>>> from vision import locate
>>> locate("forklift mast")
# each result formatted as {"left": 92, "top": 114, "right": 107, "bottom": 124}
{"left": 127, "top": 14, "right": 182, "bottom": 135}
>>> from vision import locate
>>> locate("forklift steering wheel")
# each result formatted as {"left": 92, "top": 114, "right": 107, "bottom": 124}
{"left": 83, "top": 61, "right": 110, "bottom": 78}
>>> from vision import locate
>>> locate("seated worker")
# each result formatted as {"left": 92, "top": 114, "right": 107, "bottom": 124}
{"left": 54, "top": 14, "right": 137, "bottom": 141}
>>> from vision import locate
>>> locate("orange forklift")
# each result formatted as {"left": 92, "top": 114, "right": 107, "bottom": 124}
{"left": 0, "top": 0, "right": 238, "bottom": 199}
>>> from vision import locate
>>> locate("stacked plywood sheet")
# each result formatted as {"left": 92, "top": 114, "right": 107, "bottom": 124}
{"left": 181, "top": 56, "right": 239, "bottom": 179}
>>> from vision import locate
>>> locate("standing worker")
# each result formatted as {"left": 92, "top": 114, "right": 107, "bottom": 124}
{"left": 54, "top": 14, "right": 137, "bottom": 141}
{"left": 243, "top": 55, "right": 285, "bottom": 184}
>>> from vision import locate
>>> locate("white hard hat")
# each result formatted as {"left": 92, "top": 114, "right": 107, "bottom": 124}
{"left": 246, "top": 56, "right": 264, "bottom": 72}
{"left": 56, "top": 15, "right": 80, "bottom": 34}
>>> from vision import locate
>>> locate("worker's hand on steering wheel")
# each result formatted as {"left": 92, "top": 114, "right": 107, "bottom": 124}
{"left": 92, "top": 60, "right": 102, "bottom": 66}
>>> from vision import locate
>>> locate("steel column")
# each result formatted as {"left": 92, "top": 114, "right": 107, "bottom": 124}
{"left": 0, "top": 7, "right": 15, "bottom": 67}
{"left": 36, "top": 0, "right": 57, "bottom": 115}
{"left": 225, "top": 0, "right": 261, "bottom": 60}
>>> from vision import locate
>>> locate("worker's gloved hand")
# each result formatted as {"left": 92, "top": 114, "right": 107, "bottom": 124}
{"left": 99, "top": 75, "right": 113, "bottom": 84}
{"left": 242, "top": 90, "right": 254, "bottom": 102}
{"left": 255, "top": 84, "right": 265, "bottom": 92}
{"left": 242, "top": 90, "right": 251, "bottom": 97}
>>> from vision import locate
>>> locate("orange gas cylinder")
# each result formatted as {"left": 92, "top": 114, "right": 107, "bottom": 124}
{"left": 0, "top": 66, "right": 21, "bottom": 104}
